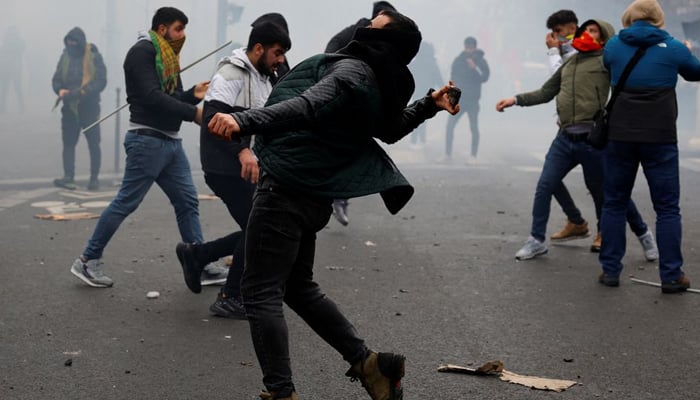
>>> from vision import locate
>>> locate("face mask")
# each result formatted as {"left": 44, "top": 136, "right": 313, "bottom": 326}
{"left": 167, "top": 36, "right": 186, "bottom": 55}
{"left": 67, "top": 44, "right": 83, "bottom": 57}
{"left": 558, "top": 33, "right": 575, "bottom": 42}
{"left": 572, "top": 31, "right": 602, "bottom": 52}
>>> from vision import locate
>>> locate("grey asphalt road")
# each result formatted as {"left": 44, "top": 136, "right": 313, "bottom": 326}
{"left": 1, "top": 114, "right": 700, "bottom": 399}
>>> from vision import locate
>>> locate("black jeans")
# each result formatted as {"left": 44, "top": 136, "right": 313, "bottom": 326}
{"left": 445, "top": 101, "right": 479, "bottom": 157}
{"left": 242, "top": 173, "right": 368, "bottom": 393}
{"left": 61, "top": 103, "right": 101, "bottom": 180}
{"left": 198, "top": 173, "right": 255, "bottom": 297}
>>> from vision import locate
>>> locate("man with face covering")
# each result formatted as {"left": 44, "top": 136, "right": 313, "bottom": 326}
{"left": 52, "top": 27, "right": 106, "bottom": 190}
{"left": 207, "top": 9, "right": 459, "bottom": 400}
{"left": 70, "top": 7, "right": 216, "bottom": 289}
{"left": 324, "top": 1, "right": 397, "bottom": 226}
{"left": 496, "top": 19, "right": 657, "bottom": 263}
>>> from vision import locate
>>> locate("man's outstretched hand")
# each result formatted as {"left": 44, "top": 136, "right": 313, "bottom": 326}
{"left": 432, "top": 81, "right": 461, "bottom": 115}
{"left": 208, "top": 112, "right": 240, "bottom": 141}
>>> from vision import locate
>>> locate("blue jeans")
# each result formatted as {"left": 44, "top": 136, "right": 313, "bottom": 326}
{"left": 242, "top": 173, "right": 368, "bottom": 394}
{"left": 531, "top": 134, "right": 605, "bottom": 241}
{"left": 530, "top": 134, "right": 648, "bottom": 242}
{"left": 600, "top": 141, "right": 683, "bottom": 283}
{"left": 82, "top": 131, "right": 202, "bottom": 259}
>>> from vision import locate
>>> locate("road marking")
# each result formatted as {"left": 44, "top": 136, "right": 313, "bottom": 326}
{"left": 0, "top": 188, "right": 59, "bottom": 212}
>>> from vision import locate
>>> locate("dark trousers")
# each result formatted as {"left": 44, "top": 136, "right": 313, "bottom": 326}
{"left": 600, "top": 141, "right": 683, "bottom": 282}
{"left": 241, "top": 174, "right": 368, "bottom": 393}
{"left": 197, "top": 172, "right": 255, "bottom": 298}
{"left": 61, "top": 103, "right": 101, "bottom": 180}
{"left": 531, "top": 134, "right": 648, "bottom": 242}
{"left": 445, "top": 102, "right": 479, "bottom": 157}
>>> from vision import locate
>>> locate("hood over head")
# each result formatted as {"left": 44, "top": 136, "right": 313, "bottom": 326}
{"left": 576, "top": 19, "right": 615, "bottom": 43}
{"left": 64, "top": 27, "right": 86, "bottom": 57}
{"left": 372, "top": 1, "right": 396, "bottom": 19}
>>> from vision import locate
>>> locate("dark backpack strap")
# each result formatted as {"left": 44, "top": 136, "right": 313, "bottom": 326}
{"left": 607, "top": 46, "right": 648, "bottom": 111}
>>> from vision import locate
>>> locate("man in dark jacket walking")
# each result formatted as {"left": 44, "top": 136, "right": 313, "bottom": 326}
{"left": 70, "top": 7, "right": 216, "bottom": 289}
{"left": 444, "top": 36, "right": 489, "bottom": 164}
{"left": 52, "top": 27, "right": 106, "bottom": 190}
{"left": 206, "top": 9, "right": 458, "bottom": 400}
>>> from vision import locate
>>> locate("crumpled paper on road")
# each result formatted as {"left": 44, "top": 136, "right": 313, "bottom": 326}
{"left": 437, "top": 360, "right": 578, "bottom": 392}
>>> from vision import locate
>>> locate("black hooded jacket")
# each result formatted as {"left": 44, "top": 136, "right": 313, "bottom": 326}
{"left": 450, "top": 48, "right": 489, "bottom": 104}
{"left": 324, "top": 1, "right": 396, "bottom": 53}
{"left": 233, "top": 26, "right": 434, "bottom": 213}
{"left": 51, "top": 27, "right": 107, "bottom": 105}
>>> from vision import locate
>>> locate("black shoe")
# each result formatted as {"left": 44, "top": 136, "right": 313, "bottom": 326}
{"left": 54, "top": 177, "right": 77, "bottom": 190}
{"left": 598, "top": 272, "right": 619, "bottom": 287}
{"left": 176, "top": 242, "right": 203, "bottom": 293}
{"left": 87, "top": 178, "right": 99, "bottom": 191}
{"left": 209, "top": 290, "right": 246, "bottom": 319}
{"left": 661, "top": 275, "right": 690, "bottom": 294}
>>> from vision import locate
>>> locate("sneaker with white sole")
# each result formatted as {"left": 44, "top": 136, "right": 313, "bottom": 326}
{"left": 201, "top": 262, "right": 228, "bottom": 286}
{"left": 70, "top": 257, "right": 113, "bottom": 288}
{"left": 515, "top": 236, "right": 548, "bottom": 260}
{"left": 637, "top": 230, "right": 659, "bottom": 261}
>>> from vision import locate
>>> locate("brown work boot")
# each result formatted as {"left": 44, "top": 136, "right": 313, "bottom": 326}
{"left": 590, "top": 232, "right": 602, "bottom": 253}
{"left": 259, "top": 390, "right": 298, "bottom": 400}
{"left": 550, "top": 220, "right": 590, "bottom": 242}
{"left": 661, "top": 275, "right": 690, "bottom": 294}
{"left": 346, "top": 351, "right": 405, "bottom": 400}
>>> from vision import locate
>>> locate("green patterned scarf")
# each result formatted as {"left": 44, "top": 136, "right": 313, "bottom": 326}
{"left": 148, "top": 30, "right": 184, "bottom": 94}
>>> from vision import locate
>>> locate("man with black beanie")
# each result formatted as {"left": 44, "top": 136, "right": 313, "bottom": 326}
{"left": 176, "top": 18, "right": 291, "bottom": 320}
{"left": 207, "top": 9, "right": 458, "bottom": 400}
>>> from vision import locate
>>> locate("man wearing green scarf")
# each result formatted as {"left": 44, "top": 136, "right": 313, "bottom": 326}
{"left": 51, "top": 26, "right": 106, "bottom": 190}
{"left": 69, "top": 7, "right": 224, "bottom": 290}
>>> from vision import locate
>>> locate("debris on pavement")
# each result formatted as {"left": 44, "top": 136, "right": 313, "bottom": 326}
{"left": 364, "top": 240, "right": 377, "bottom": 247}
{"left": 146, "top": 291, "right": 160, "bottom": 299}
{"left": 34, "top": 212, "right": 100, "bottom": 221}
{"left": 438, "top": 360, "right": 578, "bottom": 392}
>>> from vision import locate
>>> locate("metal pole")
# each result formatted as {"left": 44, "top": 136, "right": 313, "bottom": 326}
{"left": 114, "top": 87, "right": 121, "bottom": 173}
{"left": 81, "top": 40, "right": 233, "bottom": 133}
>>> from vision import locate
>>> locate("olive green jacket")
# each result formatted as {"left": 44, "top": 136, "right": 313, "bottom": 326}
{"left": 516, "top": 19, "right": 615, "bottom": 128}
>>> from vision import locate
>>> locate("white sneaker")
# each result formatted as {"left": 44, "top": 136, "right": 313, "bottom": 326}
{"left": 515, "top": 236, "right": 548, "bottom": 260}
{"left": 638, "top": 230, "right": 659, "bottom": 261}
{"left": 201, "top": 262, "right": 229, "bottom": 286}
